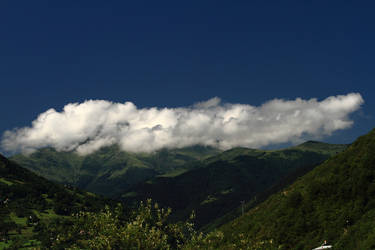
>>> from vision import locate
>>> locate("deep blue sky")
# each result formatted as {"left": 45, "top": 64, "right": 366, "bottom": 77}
{"left": 1, "top": 1, "right": 374, "bottom": 147}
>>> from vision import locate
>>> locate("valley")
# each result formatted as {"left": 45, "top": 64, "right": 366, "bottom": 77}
{"left": 2, "top": 130, "right": 375, "bottom": 249}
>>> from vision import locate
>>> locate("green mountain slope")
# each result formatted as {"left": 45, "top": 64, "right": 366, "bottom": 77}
{"left": 0, "top": 154, "right": 109, "bottom": 248}
{"left": 216, "top": 128, "right": 375, "bottom": 249}
{"left": 122, "top": 142, "right": 347, "bottom": 229}
{"left": 10, "top": 145, "right": 220, "bottom": 197}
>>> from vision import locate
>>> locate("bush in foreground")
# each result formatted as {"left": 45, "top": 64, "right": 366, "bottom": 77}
{"left": 37, "top": 199, "right": 224, "bottom": 249}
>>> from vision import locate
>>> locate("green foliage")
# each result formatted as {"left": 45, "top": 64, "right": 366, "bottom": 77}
{"left": 214, "top": 128, "right": 375, "bottom": 249}
{"left": 0, "top": 154, "right": 110, "bottom": 248}
{"left": 38, "top": 199, "right": 224, "bottom": 249}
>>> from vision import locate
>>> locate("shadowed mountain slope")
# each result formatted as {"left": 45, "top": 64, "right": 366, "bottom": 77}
{"left": 122, "top": 142, "right": 347, "bottom": 228}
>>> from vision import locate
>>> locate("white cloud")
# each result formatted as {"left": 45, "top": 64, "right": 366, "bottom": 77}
{"left": 1, "top": 93, "right": 364, "bottom": 155}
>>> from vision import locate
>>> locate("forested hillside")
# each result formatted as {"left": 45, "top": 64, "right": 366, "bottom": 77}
{"left": 0, "top": 154, "right": 110, "bottom": 248}
{"left": 123, "top": 142, "right": 347, "bottom": 229}
{"left": 216, "top": 128, "right": 375, "bottom": 249}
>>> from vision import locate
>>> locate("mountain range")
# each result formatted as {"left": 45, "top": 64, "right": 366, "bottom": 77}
{"left": 122, "top": 141, "right": 347, "bottom": 228}
{"left": 10, "top": 145, "right": 220, "bottom": 197}
{"left": 4, "top": 129, "right": 375, "bottom": 248}
{"left": 10, "top": 141, "right": 347, "bottom": 229}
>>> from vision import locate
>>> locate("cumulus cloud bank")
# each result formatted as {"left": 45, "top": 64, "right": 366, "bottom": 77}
{"left": 2, "top": 93, "right": 363, "bottom": 155}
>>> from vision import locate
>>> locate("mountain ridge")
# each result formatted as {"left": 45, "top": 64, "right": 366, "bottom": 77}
{"left": 121, "top": 141, "right": 348, "bottom": 228}
{"left": 10, "top": 145, "right": 221, "bottom": 197}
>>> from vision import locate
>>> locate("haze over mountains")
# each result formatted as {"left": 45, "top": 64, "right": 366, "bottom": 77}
{"left": 1, "top": 93, "right": 373, "bottom": 248}
{"left": 0, "top": 92, "right": 368, "bottom": 249}
{"left": 11, "top": 145, "right": 220, "bottom": 197}
{"left": 2, "top": 93, "right": 363, "bottom": 155}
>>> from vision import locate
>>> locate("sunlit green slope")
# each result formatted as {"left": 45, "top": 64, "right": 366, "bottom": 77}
{"left": 11, "top": 145, "right": 220, "bottom": 197}
{"left": 217, "top": 128, "right": 375, "bottom": 249}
